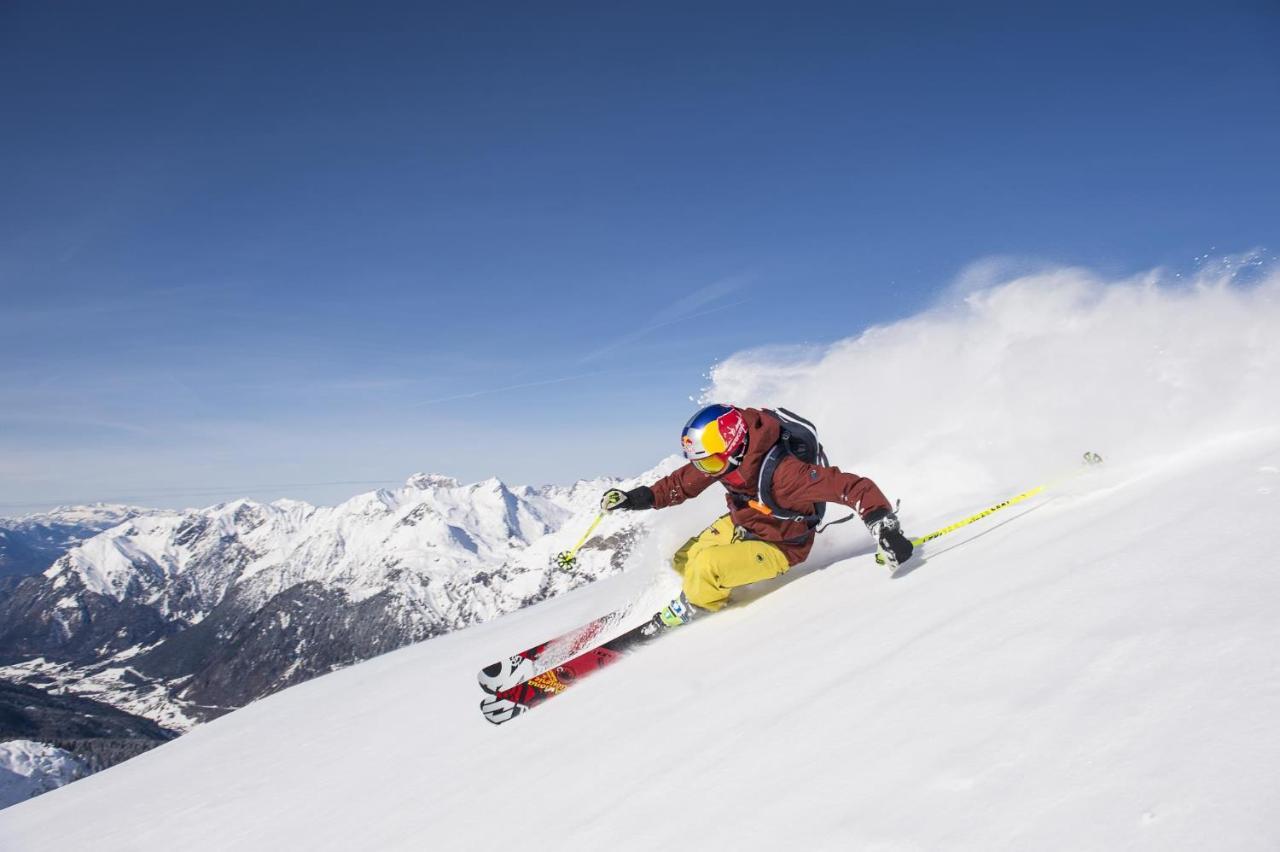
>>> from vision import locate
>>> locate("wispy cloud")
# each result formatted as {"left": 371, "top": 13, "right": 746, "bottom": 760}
{"left": 0, "top": 411, "right": 159, "bottom": 439}
{"left": 576, "top": 275, "right": 749, "bottom": 363}
{"left": 409, "top": 370, "right": 618, "bottom": 406}
{"left": 396, "top": 277, "right": 751, "bottom": 410}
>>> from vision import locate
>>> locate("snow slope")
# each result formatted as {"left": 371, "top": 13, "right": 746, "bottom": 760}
{"left": 1, "top": 261, "right": 1278, "bottom": 849}
{"left": 1, "top": 432, "right": 1276, "bottom": 849}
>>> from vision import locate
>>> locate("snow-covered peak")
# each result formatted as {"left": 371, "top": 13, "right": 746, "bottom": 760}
{"left": 405, "top": 473, "right": 461, "bottom": 490}
{"left": 1, "top": 504, "right": 158, "bottom": 580}
{"left": 267, "top": 499, "right": 319, "bottom": 526}
{"left": 42, "top": 499, "right": 314, "bottom": 616}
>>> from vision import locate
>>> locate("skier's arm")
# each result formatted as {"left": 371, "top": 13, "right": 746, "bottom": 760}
{"left": 647, "top": 463, "right": 718, "bottom": 509}
{"left": 601, "top": 463, "right": 716, "bottom": 512}
{"left": 774, "top": 458, "right": 913, "bottom": 566}
{"left": 773, "top": 456, "right": 891, "bottom": 518}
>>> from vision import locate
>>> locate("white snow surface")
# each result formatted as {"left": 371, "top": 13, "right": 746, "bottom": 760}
{"left": 2, "top": 262, "right": 1279, "bottom": 849}
{"left": 0, "top": 742, "right": 86, "bottom": 811}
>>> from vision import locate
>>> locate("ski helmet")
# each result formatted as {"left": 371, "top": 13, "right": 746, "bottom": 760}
{"left": 681, "top": 404, "right": 748, "bottom": 475}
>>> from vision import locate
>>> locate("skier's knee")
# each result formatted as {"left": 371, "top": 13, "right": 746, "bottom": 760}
{"left": 680, "top": 552, "right": 727, "bottom": 611}
{"left": 683, "top": 550, "right": 720, "bottom": 585}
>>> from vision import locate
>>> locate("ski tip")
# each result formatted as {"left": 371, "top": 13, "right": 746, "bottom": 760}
{"left": 480, "top": 696, "right": 525, "bottom": 725}
{"left": 478, "top": 656, "right": 536, "bottom": 695}
{"left": 477, "top": 661, "right": 502, "bottom": 695}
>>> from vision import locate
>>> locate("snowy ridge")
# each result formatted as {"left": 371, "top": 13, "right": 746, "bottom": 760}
{"left": 3, "top": 505, "right": 147, "bottom": 530}
{"left": 0, "top": 505, "right": 146, "bottom": 581}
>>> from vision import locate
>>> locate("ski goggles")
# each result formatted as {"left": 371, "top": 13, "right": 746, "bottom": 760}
{"left": 692, "top": 452, "right": 732, "bottom": 475}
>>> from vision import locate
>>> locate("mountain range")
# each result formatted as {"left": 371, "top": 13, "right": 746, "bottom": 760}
{"left": 0, "top": 467, "right": 672, "bottom": 732}
{"left": 0, "top": 506, "right": 145, "bottom": 583}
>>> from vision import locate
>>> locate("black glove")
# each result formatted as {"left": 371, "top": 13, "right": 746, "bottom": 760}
{"left": 864, "top": 508, "right": 913, "bottom": 568}
{"left": 601, "top": 486, "right": 654, "bottom": 512}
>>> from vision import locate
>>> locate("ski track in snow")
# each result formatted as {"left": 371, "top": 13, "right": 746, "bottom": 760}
{"left": 2, "top": 265, "right": 1279, "bottom": 849}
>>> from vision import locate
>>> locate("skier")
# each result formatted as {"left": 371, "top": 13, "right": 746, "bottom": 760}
{"left": 601, "top": 404, "right": 913, "bottom": 631}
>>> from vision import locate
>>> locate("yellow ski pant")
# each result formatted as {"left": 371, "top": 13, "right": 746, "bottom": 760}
{"left": 671, "top": 515, "right": 790, "bottom": 611}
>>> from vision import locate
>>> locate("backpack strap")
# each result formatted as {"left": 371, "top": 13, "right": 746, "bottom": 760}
{"left": 730, "top": 409, "right": 839, "bottom": 546}
{"left": 757, "top": 444, "right": 823, "bottom": 530}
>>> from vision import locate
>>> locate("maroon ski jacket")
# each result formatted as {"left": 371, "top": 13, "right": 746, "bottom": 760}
{"left": 647, "top": 408, "right": 891, "bottom": 565}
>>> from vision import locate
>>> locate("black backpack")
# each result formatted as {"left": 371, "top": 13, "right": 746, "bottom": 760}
{"left": 755, "top": 407, "right": 829, "bottom": 530}
{"left": 731, "top": 407, "right": 859, "bottom": 543}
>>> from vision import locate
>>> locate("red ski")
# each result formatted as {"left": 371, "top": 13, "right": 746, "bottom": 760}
{"left": 477, "top": 605, "right": 633, "bottom": 694}
{"left": 479, "top": 618, "right": 664, "bottom": 724}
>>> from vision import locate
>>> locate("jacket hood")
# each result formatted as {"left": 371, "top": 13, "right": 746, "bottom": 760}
{"left": 732, "top": 407, "right": 781, "bottom": 491}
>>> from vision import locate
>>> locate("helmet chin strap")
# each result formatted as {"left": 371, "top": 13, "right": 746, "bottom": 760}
{"left": 726, "top": 434, "right": 749, "bottom": 469}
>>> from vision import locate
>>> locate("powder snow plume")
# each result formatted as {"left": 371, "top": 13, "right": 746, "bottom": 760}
{"left": 706, "top": 257, "right": 1280, "bottom": 517}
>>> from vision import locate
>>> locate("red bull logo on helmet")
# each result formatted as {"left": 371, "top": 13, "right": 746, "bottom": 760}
{"left": 681, "top": 404, "right": 747, "bottom": 460}
{"left": 716, "top": 408, "right": 747, "bottom": 452}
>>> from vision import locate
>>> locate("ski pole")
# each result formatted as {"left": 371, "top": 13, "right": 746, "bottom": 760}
{"left": 877, "top": 451, "right": 1102, "bottom": 564}
{"left": 553, "top": 511, "right": 605, "bottom": 570}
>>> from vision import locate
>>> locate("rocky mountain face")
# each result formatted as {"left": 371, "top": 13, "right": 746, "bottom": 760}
{"left": 0, "top": 469, "right": 671, "bottom": 730}
{"left": 0, "top": 505, "right": 145, "bottom": 582}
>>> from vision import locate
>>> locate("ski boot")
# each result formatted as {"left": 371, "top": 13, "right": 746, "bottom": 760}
{"left": 640, "top": 592, "right": 703, "bottom": 639}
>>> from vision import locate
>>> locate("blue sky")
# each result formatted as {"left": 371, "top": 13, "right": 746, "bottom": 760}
{"left": 2, "top": 2, "right": 1278, "bottom": 513}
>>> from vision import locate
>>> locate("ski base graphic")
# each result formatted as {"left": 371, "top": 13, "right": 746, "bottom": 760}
{"left": 480, "top": 618, "right": 664, "bottom": 724}
{"left": 477, "top": 605, "right": 633, "bottom": 694}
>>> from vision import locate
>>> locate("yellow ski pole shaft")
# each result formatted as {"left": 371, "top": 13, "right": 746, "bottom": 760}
{"left": 909, "top": 484, "right": 1046, "bottom": 548}
{"left": 878, "top": 451, "right": 1103, "bottom": 563}
{"left": 567, "top": 512, "right": 604, "bottom": 555}
{"left": 875, "top": 485, "right": 1045, "bottom": 565}
{"left": 553, "top": 512, "right": 605, "bottom": 570}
